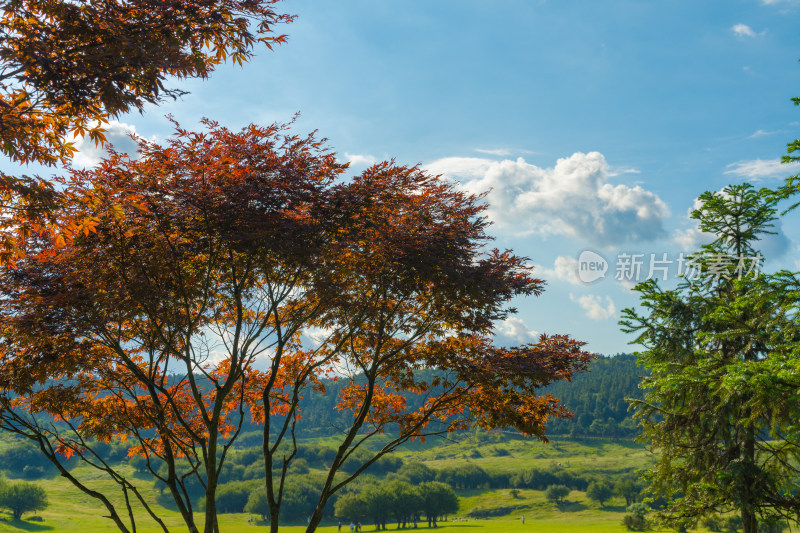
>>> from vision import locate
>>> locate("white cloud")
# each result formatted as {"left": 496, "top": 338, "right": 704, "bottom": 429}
{"left": 748, "top": 129, "right": 783, "bottom": 138}
{"left": 496, "top": 316, "right": 539, "bottom": 343}
{"left": 303, "top": 326, "right": 336, "bottom": 348}
{"left": 427, "top": 156, "right": 496, "bottom": 180}
{"left": 725, "top": 158, "right": 800, "bottom": 180}
{"left": 426, "top": 152, "right": 669, "bottom": 246}
{"left": 535, "top": 255, "right": 583, "bottom": 285}
{"left": 607, "top": 166, "right": 641, "bottom": 177}
{"left": 344, "top": 153, "right": 378, "bottom": 167}
{"left": 475, "top": 148, "right": 513, "bottom": 157}
{"left": 570, "top": 294, "right": 616, "bottom": 321}
{"left": 732, "top": 23, "right": 758, "bottom": 38}
{"left": 72, "top": 121, "right": 141, "bottom": 167}
{"left": 674, "top": 227, "right": 714, "bottom": 251}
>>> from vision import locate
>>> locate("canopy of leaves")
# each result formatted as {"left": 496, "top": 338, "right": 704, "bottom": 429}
{"left": 544, "top": 484, "right": 570, "bottom": 504}
{"left": 0, "top": 481, "right": 48, "bottom": 520}
{"left": 0, "top": 0, "right": 293, "bottom": 166}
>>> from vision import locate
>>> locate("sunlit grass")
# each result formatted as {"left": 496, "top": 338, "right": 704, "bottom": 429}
{"left": 0, "top": 436, "right": 663, "bottom": 533}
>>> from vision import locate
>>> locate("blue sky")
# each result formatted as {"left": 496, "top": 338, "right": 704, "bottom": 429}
{"left": 29, "top": 0, "right": 800, "bottom": 355}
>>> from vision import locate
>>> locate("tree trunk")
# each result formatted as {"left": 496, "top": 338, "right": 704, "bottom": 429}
{"left": 305, "top": 503, "right": 325, "bottom": 532}
{"left": 204, "top": 473, "right": 219, "bottom": 533}
{"left": 268, "top": 500, "right": 280, "bottom": 533}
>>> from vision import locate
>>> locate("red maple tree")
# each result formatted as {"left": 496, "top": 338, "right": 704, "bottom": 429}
{"left": 0, "top": 120, "right": 592, "bottom": 533}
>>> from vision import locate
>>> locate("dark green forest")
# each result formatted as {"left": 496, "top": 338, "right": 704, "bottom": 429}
{"left": 267, "top": 353, "right": 644, "bottom": 441}
{"left": 540, "top": 354, "right": 644, "bottom": 438}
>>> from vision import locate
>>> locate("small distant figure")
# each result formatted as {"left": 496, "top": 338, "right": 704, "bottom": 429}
{"left": 338, "top": 521, "right": 342, "bottom": 532}
{"left": 350, "top": 521, "right": 355, "bottom": 532}
{"left": 356, "top": 522, "right": 362, "bottom": 531}
{"left": 522, "top": 515, "right": 525, "bottom": 524}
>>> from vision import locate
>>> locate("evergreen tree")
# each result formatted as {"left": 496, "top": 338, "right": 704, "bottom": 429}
{"left": 621, "top": 184, "right": 800, "bottom": 533}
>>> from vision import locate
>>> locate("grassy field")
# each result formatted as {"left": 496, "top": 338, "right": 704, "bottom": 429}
{"left": 0, "top": 516, "right": 661, "bottom": 533}
{"left": 396, "top": 433, "right": 653, "bottom": 476}
{"left": 0, "top": 435, "right": 667, "bottom": 533}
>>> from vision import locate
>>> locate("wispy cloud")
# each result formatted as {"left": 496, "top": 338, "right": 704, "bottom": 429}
{"left": 343, "top": 153, "right": 378, "bottom": 167}
{"left": 475, "top": 148, "right": 513, "bottom": 157}
{"left": 748, "top": 129, "right": 782, "bottom": 138}
{"left": 725, "top": 158, "right": 800, "bottom": 180}
{"left": 570, "top": 294, "right": 616, "bottom": 321}
{"left": 608, "top": 166, "right": 641, "bottom": 177}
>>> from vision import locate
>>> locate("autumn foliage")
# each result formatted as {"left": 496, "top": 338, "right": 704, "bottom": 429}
{"left": 0, "top": 120, "right": 592, "bottom": 533}
{"left": 0, "top": 0, "right": 292, "bottom": 166}
{"left": 0, "top": 0, "right": 293, "bottom": 269}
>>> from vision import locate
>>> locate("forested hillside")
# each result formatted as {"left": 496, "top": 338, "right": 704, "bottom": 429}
{"left": 539, "top": 354, "right": 644, "bottom": 438}
{"left": 285, "top": 353, "right": 645, "bottom": 439}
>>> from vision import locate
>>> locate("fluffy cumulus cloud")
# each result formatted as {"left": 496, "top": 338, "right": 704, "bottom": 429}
{"left": 72, "top": 121, "right": 141, "bottom": 168}
{"left": 725, "top": 158, "right": 800, "bottom": 180}
{"left": 569, "top": 294, "right": 616, "bottom": 321}
{"left": 732, "top": 23, "right": 759, "bottom": 38}
{"left": 674, "top": 227, "right": 714, "bottom": 251}
{"left": 535, "top": 255, "right": 582, "bottom": 285}
{"left": 426, "top": 152, "right": 669, "bottom": 246}
{"left": 496, "top": 316, "right": 539, "bottom": 343}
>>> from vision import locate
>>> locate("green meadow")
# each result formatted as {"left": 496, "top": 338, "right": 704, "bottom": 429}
{"left": 0, "top": 435, "right": 674, "bottom": 533}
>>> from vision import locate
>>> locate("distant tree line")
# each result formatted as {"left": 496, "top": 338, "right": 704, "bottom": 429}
{"left": 240, "top": 355, "right": 644, "bottom": 440}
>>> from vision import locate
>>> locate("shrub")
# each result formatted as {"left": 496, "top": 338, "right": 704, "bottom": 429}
{"left": 397, "top": 463, "right": 435, "bottom": 484}
{"left": 245, "top": 490, "right": 269, "bottom": 521}
{"left": 544, "top": 484, "right": 570, "bottom": 504}
{"left": 216, "top": 483, "right": 251, "bottom": 514}
{"left": 622, "top": 503, "right": 649, "bottom": 531}
{"left": 586, "top": 480, "right": 614, "bottom": 507}
{"left": 0, "top": 443, "right": 60, "bottom": 479}
{"left": 703, "top": 515, "right": 724, "bottom": 532}
{"left": 622, "top": 513, "right": 648, "bottom": 531}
